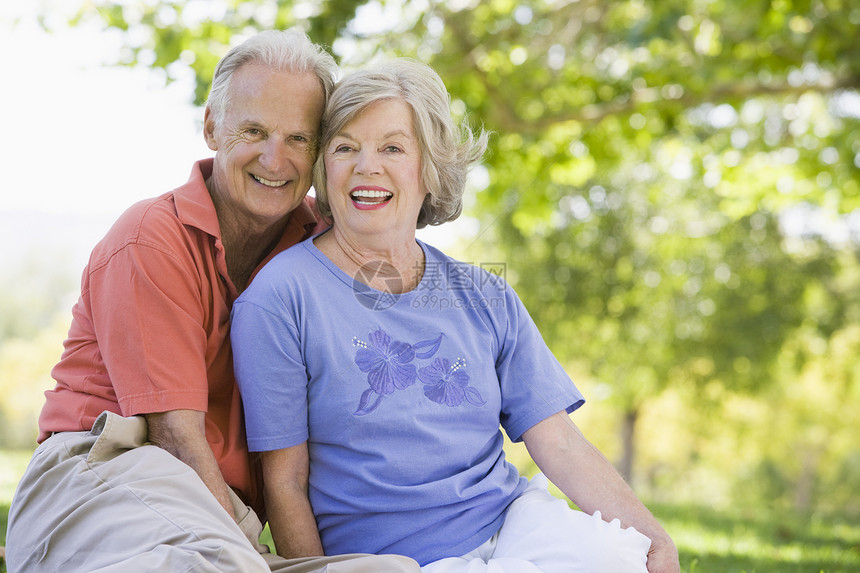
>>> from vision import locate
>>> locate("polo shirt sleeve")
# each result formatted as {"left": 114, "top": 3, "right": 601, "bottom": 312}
{"left": 495, "top": 283, "right": 585, "bottom": 442}
{"left": 87, "top": 210, "right": 210, "bottom": 416}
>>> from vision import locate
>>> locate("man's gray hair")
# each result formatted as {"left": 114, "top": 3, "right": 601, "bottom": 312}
{"left": 313, "top": 59, "right": 488, "bottom": 229}
{"left": 207, "top": 28, "right": 338, "bottom": 122}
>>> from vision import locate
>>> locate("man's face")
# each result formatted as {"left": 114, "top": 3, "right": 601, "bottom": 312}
{"left": 204, "top": 63, "right": 325, "bottom": 229}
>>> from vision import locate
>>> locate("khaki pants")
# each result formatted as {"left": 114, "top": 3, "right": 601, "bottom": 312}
{"left": 7, "top": 411, "right": 418, "bottom": 573}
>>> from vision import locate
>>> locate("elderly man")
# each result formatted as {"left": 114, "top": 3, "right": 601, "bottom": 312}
{"left": 6, "top": 29, "right": 419, "bottom": 573}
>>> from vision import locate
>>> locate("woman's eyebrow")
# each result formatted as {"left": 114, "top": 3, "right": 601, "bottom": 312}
{"left": 334, "top": 129, "right": 411, "bottom": 140}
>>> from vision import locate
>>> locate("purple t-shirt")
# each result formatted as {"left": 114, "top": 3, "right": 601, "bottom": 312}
{"left": 232, "top": 237, "right": 584, "bottom": 565}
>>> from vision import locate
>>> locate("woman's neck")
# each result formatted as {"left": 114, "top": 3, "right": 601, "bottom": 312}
{"left": 315, "top": 227, "right": 425, "bottom": 294}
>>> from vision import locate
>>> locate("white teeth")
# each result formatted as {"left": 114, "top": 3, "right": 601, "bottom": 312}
{"left": 252, "top": 174, "right": 287, "bottom": 187}
{"left": 350, "top": 189, "right": 392, "bottom": 199}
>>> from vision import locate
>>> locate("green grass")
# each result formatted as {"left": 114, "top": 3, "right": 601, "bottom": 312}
{"left": 656, "top": 502, "right": 860, "bottom": 572}
{"left": 2, "top": 447, "right": 859, "bottom": 573}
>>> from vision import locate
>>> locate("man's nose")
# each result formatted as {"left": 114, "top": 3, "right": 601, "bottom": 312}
{"left": 259, "top": 138, "right": 291, "bottom": 173}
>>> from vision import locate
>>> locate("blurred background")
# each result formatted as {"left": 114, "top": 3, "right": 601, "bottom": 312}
{"left": 1, "top": 0, "right": 859, "bottom": 570}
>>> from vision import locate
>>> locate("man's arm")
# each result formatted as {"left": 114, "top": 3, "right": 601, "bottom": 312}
{"left": 260, "top": 443, "right": 325, "bottom": 557}
{"left": 522, "top": 411, "right": 680, "bottom": 573}
{"left": 145, "top": 409, "right": 236, "bottom": 521}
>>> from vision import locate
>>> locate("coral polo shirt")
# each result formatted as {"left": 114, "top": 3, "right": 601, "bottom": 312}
{"left": 38, "top": 158, "right": 320, "bottom": 510}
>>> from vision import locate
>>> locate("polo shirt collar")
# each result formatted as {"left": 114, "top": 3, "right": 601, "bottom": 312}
{"left": 173, "top": 158, "right": 221, "bottom": 238}
{"left": 173, "top": 158, "right": 319, "bottom": 244}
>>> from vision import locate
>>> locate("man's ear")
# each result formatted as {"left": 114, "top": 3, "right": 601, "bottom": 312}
{"left": 203, "top": 106, "right": 218, "bottom": 151}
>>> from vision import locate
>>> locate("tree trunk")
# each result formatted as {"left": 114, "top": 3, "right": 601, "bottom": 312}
{"left": 618, "top": 408, "right": 639, "bottom": 484}
{"left": 794, "top": 448, "right": 820, "bottom": 512}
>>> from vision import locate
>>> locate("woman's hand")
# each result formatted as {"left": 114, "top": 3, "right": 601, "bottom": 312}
{"left": 646, "top": 534, "right": 680, "bottom": 573}
{"left": 523, "top": 411, "right": 680, "bottom": 573}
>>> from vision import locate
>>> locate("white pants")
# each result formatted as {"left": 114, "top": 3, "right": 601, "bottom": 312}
{"left": 422, "top": 474, "right": 651, "bottom": 573}
{"left": 7, "top": 411, "right": 419, "bottom": 573}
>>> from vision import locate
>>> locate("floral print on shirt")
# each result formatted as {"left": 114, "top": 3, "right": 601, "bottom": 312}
{"left": 352, "top": 329, "right": 485, "bottom": 415}
{"left": 419, "top": 357, "right": 486, "bottom": 407}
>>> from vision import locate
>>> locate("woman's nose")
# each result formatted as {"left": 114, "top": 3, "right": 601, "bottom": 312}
{"left": 355, "top": 150, "right": 382, "bottom": 176}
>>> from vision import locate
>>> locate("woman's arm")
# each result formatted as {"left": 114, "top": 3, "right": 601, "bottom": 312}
{"left": 260, "top": 442, "right": 325, "bottom": 557}
{"left": 522, "top": 411, "right": 679, "bottom": 573}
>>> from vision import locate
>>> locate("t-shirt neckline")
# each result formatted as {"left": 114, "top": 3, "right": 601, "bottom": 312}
{"left": 303, "top": 234, "right": 431, "bottom": 302}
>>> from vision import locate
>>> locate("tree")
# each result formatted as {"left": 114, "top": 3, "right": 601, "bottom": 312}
{"left": 52, "top": 0, "right": 860, "bottom": 485}
{"left": 402, "top": 0, "right": 859, "bottom": 481}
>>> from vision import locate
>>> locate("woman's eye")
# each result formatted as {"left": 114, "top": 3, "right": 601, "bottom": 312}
{"left": 334, "top": 145, "right": 354, "bottom": 153}
{"left": 384, "top": 145, "right": 403, "bottom": 153}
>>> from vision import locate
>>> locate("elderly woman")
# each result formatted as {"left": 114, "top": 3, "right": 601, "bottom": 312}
{"left": 231, "top": 60, "right": 679, "bottom": 573}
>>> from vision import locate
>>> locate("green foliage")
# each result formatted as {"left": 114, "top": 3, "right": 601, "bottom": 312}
{"left": 408, "top": 0, "right": 860, "bottom": 489}
{"left": 0, "top": 252, "right": 75, "bottom": 449}
{"left": 739, "top": 323, "right": 860, "bottom": 513}
{"left": 0, "top": 251, "right": 76, "bottom": 341}
{"left": 68, "top": 1, "right": 364, "bottom": 105}
{"left": 1, "top": 505, "right": 7, "bottom": 573}
{"left": 0, "top": 324, "right": 64, "bottom": 449}
{"left": 31, "top": 0, "right": 860, "bottom": 508}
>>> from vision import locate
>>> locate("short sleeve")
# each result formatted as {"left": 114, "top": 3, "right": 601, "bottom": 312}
{"left": 232, "top": 297, "right": 310, "bottom": 452}
{"left": 496, "top": 285, "right": 585, "bottom": 442}
{"left": 89, "top": 237, "right": 210, "bottom": 415}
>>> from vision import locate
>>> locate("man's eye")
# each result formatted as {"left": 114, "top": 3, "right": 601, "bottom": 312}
{"left": 246, "top": 128, "right": 263, "bottom": 137}
{"left": 291, "top": 135, "right": 308, "bottom": 143}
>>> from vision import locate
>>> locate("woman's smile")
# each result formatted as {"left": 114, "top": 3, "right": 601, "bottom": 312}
{"left": 350, "top": 186, "right": 394, "bottom": 209}
{"left": 324, "top": 98, "right": 426, "bottom": 235}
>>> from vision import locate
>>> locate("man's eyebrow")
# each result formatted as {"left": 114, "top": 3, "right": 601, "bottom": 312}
{"left": 236, "top": 120, "right": 316, "bottom": 138}
{"left": 237, "top": 120, "right": 264, "bottom": 129}
{"left": 294, "top": 128, "right": 318, "bottom": 139}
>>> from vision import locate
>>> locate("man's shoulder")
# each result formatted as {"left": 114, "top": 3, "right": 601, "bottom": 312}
{"left": 94, "top": 159, "right": 215, "bottom": 255}
{"left": 87, "top": 192, "right": 188, "bottom": 268}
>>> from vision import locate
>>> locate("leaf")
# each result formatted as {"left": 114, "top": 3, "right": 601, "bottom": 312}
{"left": 413, "top": 333, "right": 444, "bottom": 359}
{"left": 354, "top": 389, "right": 384, "bottom": 416}
{"left": 463, "top": 386, "right": 487, "bottom": 407}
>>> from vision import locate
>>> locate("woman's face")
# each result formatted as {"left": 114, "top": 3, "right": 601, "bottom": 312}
{"left": 323, "top": 98, "right": 427, "bottom": 241}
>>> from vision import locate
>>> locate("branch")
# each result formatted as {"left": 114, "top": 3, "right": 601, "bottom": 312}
{"left": 494, "top": 74, "right": 860, "bottom": 135}
{"left": 437, "top": 1, "right": 860, "bottom": 135}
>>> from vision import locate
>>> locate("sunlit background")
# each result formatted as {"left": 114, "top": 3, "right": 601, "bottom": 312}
{"left": 2, "top": 1, "right": 860, "bottom": 571}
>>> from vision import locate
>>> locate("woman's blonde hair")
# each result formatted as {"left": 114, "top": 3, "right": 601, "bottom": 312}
{"left": 313, "top": 59, "right": 488, "bottom": 228}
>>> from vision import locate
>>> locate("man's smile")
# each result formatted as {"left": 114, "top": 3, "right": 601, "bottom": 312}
{"left": 251, "top": 173, "right": 288, "bottom": 187}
